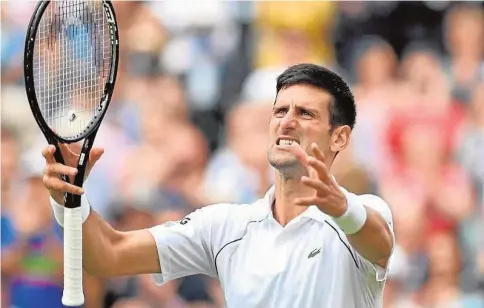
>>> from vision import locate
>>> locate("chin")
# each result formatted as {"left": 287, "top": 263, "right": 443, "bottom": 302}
{"left": 268, "top": 151, "right": 298, "bottom": 171}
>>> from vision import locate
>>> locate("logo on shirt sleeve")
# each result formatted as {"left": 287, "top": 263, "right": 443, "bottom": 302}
{"left": 180, "top": 217, "right": 191, "bottom": 225}
{"left": 308, "top": 247, "right": 322, "bottom": 259}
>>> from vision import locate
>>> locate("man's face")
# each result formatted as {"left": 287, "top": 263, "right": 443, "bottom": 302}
{"left": 267, "top": 84, "right": 333, "bottom": 173}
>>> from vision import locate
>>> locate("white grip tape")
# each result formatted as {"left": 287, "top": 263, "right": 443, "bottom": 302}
{"left": 62, "top": 206, "right": 85, "bottom": 306}
{"left": 50, "top": 195, "right": 91, "bottom": 227}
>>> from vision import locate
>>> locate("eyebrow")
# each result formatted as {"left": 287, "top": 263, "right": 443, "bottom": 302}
{"left": 273, "top": 102, "right": 320, "bottom": 114}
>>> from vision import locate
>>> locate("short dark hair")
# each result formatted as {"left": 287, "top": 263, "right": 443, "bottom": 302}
{"left": 276, "top": 63, "right": 356, "bottom": 130}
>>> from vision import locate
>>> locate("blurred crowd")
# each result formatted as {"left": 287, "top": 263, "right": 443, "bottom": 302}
{"left": 2, "top": 1, "right": 484, "bottom": 308}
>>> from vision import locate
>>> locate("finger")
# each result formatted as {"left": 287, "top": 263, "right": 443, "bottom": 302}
{"left": 46, "top": 163, "right": 78, "bottom": 177}
{"left": 309, "top": 143, "right": 338, "bottom": 185}
{"left": 307, "top": 156, "right": 332, "bottom": 183}
{"left": 308, "top": 165, "right": 318, "bottom": 179}
{"left": 295, "top": 196, "right": 321, "bottom": 206}
{"left": 288, "top": 144, "right": 317, "bottom": 178}
{"left": 282, "top": 143, "right": 309, "bottom": 167}
{"left": 43, "top": 175, "right": 84, "bottom": 195}
{"left": 311, "top": 142, "right": 325, "bottom": 162}
{"left": 301, "top": 176, "right": 328, "bottom": 192}
{"left": 42, "top": 145, "right": 57, "bottom": 164}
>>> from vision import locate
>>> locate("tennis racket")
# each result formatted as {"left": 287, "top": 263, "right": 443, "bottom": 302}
{"left": 23, "top": 1, "right": 119, "bottom": 306}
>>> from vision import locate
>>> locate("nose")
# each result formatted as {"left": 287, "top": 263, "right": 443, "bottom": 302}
{"left": 280, "top": 110, "right": 297, "bottom": 130}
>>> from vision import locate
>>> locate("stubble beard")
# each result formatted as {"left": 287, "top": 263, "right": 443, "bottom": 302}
{"left": 267, "top": 147, "right": 302, "bottom": 180}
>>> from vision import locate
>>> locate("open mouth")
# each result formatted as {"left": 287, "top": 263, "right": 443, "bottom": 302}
{"left": 276, "top": 137, "right": 300, "bottom": 146}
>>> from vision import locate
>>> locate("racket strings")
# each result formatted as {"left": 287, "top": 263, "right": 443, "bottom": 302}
{"left": 33, "top": 1, "right": 111, "bottom": 139}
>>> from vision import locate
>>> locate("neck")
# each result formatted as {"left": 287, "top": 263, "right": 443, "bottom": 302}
{"left": 273, "top": 170, "right": 315, "bottom": 226}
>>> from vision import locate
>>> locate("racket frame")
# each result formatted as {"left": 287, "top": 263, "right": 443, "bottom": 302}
{"left": 24, "top": 0, "right": 119, "bottom": 203}
{"left": 24, "top": 0, "right": 119, "bottom": 145}
{"left": 23, "top": 1, "right": 119, "bottom": 306}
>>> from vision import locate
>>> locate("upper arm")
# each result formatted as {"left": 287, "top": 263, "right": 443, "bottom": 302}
{"left": 109, "top": 228, "right": 161, "bottom": 277}
{"left": 146, "top": 203, "right": 235, "bottom": 286}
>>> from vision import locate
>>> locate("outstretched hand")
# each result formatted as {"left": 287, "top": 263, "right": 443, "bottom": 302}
{"left": 41, "top": 143, "right": 104, "bottom": 205}
{"left": 294, "top": 143, "right": 348, "bottom": 218}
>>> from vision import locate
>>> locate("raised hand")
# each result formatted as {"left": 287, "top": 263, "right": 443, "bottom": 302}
{"left": 295, "top": 143, "right": 348, "bottom": 218}
{"left": 41, "top": 143, "right": 104, "bottom": 205}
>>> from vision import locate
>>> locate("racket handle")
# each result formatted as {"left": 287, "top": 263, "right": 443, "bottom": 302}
{"left": 62, "top": 207, "right": 85, "bottom": 307}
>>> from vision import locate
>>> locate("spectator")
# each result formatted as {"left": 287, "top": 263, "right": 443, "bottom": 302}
{"left": 1, "top": 139, "right": 65, "bottom": 308}
{"left": 443, "top": 3, "right": 484, "bottom": 105}
{"left": 203, "top": 101, "right": 273, "bottom": 204}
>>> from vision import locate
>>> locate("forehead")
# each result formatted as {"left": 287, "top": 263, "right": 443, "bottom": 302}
{"left": 274, "top": 84, "right": 333, "bottom": 111}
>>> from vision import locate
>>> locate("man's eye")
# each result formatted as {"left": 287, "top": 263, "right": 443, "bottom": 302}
{"left": 301, "top": 110, "right": 312, "bottom": 117}
{"left": 274, "top": 108, "right": 287, "bottom": 115}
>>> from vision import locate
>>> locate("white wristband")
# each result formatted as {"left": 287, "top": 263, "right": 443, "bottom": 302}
{"left": 332, "top": 190, "right": 367, "bottom": 235}
{"left": 50, "top": 194, "right": 91, "bottom": 227}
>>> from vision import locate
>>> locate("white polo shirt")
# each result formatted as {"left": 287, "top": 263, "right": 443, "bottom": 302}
{"left": 148, "top": 185, "right": 395, "bottom": 308}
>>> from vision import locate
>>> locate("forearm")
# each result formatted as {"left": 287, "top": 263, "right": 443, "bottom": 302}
{"left": 51, "top": 195, "right": 125, "bottom": 276}
{"left": 82, "top": 210, "right": 124, "bottom": 277}
{"left": 83, "top": 270, "right": 107, "bottom": 308}
{"left": 51, "top": 195, "right": 161, "bottom": 277}
{"left": 346, "top": 207, "right": 393, "bottom": 267}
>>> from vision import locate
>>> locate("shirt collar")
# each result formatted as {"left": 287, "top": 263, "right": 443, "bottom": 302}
{"left": 254, "top": 185, "right": 330, "bottom": 224}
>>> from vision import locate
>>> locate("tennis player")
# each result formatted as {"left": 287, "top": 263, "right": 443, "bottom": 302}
{"left": 42, "top": 64, "right": 394, "bottom": 308}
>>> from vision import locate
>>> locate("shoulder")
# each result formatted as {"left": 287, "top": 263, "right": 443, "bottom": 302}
{"left": 190, "top": 200, "right": 259, "bottom": 218}
{"left": 180, "top": 197, "right": 267, "bottom": 231}
{"left": 170, "top": 199, "right": 268, "bottom": 250}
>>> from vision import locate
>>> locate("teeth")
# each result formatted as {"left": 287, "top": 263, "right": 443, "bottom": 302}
{"left": 279, "top": 139, "right": 295, "bottom": 146}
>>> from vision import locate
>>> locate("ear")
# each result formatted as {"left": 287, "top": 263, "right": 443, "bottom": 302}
{"left": 330, "top": 125, "right": 351, "bottom": 153}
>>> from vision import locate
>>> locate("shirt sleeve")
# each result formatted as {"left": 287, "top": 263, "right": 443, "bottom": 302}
{"left": 147, "top": 203, "right": 229, "bottom": 286}
{"left": 356, "top": 194, "right": 395, "bottom": 282}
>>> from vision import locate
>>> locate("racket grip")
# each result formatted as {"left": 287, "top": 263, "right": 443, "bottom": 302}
{"left": 62, "top": 207, "right": 85, "bottom": 307}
